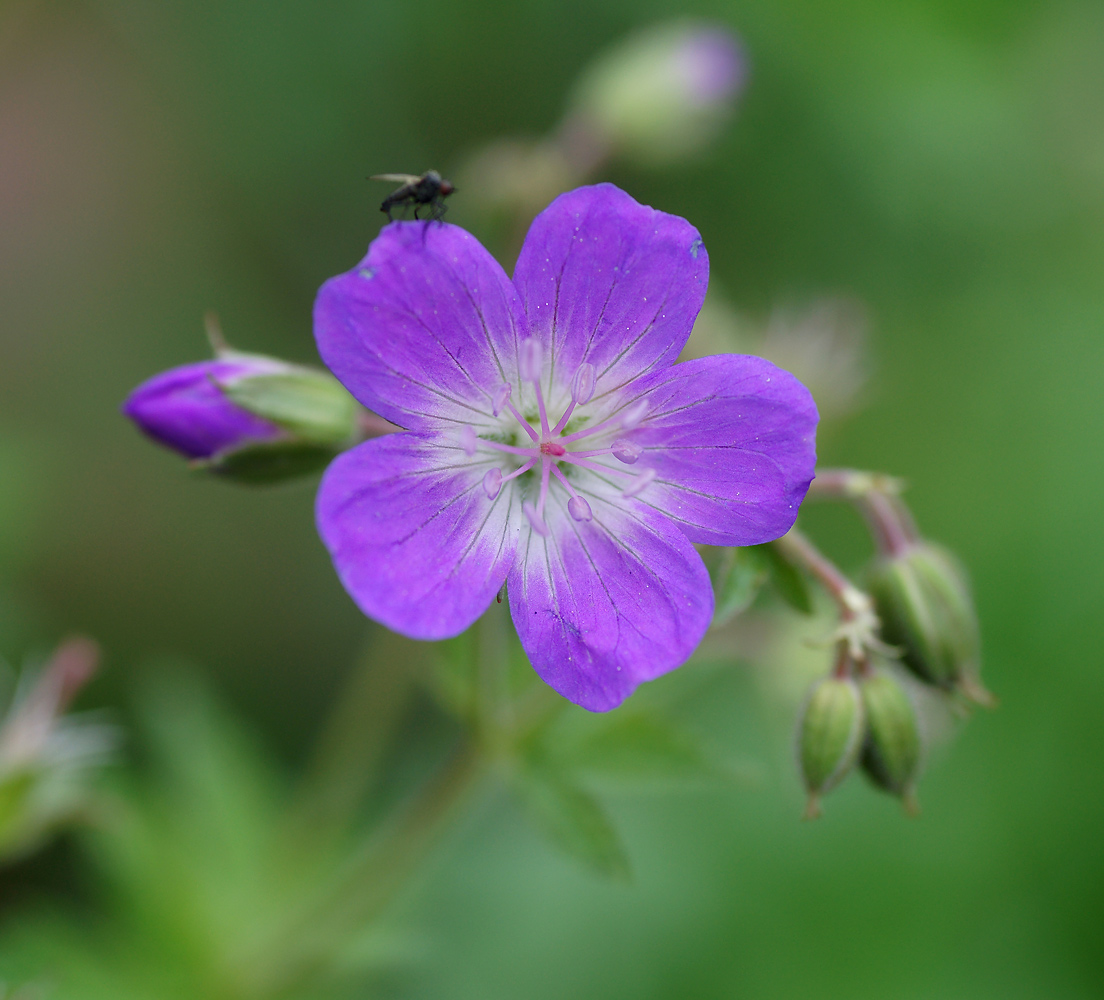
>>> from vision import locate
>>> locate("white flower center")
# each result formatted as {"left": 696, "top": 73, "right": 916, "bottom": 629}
{"left": 460, "top": 339, "right": 655, "bottom": 535}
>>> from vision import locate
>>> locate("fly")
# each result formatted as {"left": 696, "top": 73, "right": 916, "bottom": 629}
{"left": 371, "top": 170, "right": 455, "bottom": 222}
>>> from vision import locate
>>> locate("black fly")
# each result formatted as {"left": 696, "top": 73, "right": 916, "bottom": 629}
{"left": 371, "top": 170, "right": 455, "bottom": 222}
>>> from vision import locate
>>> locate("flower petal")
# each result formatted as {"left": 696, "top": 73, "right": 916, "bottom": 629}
{"left": 314, "top": 222, "right": 527, "bottom": 432}
{"left": 508, "top": 492, "right": 713, "bottom": 712}
{"left": 625, "top": 354, "right": 818, "bottom": 546}
{"left": 512, "top": 184, "right": 707, "bottom": 396}
{"left": 316, "top": 433, "right": 521, "bottom": 639}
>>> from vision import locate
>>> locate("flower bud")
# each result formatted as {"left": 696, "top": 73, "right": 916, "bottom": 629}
{"left": 566, "top": 22, "right": 747, "bottom": 166}
{"left": 866, "top": 542, "right": 993, "bottom": 706}
{"left": 858, "top": 670, "right": 922, "bottom": 807}
{"left": 123, "top": 353, "right": 363, "bottom": 484}
{"left": 798, "top": 676, "right": 865, "bottom": 819}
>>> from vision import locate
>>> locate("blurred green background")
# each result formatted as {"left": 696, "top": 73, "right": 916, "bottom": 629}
{"left": 2, "top": 0, "right": 1103, "bottom": 997}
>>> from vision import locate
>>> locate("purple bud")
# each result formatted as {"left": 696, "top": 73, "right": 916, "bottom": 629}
{"left": 122, "top": 359, "right": 285, "bottom": 460}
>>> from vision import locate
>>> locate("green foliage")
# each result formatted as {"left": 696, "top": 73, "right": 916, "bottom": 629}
{"left": 708, "top": 546, "right": 770, "bottom": 626}
{"left": 513, "top": 764, "right": 630, "bottom": 881}
{"left": 762, "top": 542, "right": 815, "bottom": 615}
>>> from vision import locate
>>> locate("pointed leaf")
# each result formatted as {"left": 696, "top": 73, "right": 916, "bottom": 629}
{"left": 761, "top": 541, "right": 814, "bottom": 614}
{"left": 710, "top": 546, "right": 770, "bottom": 626}
{"left": 514, "top": 765, "right": 630, "bottom": 880}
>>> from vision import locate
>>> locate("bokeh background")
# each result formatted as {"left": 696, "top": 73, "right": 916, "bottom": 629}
{"left": 2, "top": 0, "right": 1103, "bottom": 997}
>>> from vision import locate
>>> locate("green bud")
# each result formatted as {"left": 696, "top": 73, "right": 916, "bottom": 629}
{"left": 866, "top": 542, "right": 994, "bottom": 706}
{"left": 859, "top": 670, "right": 922, "bottom": 807}
{"left": 798, "top": 677, "right": 865, "bottom": 819}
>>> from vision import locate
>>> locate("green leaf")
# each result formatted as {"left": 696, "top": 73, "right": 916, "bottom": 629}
{"left": 514, "top": 765, "right": 630, "bottom": 880}
{"left": 761, "top": 541, "right": 814, "bottom": 614}
{"left": 710, "top": 546, "right": 770, "bottom": 626}
{"left": 561, "top": 711, "right": 721, "bottom": 783}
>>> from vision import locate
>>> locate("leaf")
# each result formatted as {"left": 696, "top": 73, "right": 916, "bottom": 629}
{"left": 761, "top": 542, "right": 814, "bottom": 614}
{"left": 710, "top": 546, "right": 770, "bottom": 626}
{"left": 561, "top": 711, "right": 722, "bottom": 784}
{"left": 514, "top": 765, "right": 630, "bottom": 880}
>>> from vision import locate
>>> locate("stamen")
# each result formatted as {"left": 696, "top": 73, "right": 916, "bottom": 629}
{"left": 559, "top": 398, "right": 650, "bottom": 445}
{"left": 621, "top": 467, "right": 657, "bottom": 499}
{"left": 459, "top": 425, "right": 479, "bottom": 457}
{"left": 519, "top": 339, "right": 543, "bottom": 383}
{"left": 612, "top": 439, "right": 642, "bottom": 464}
{"left": 558, "top": 453, "right": 635, "bottom": 478}
{"left": 570, "top": 363, "right": 596, "bottom": 405}
{"left": 479, "top": 439, "right": 536, "bottom": 457}
{"left": 483, "top": 468, "right": 502, "bottom": 499}
{"left": 491, "top": 383, "right": 512, "bottom": 417}
{"left": 523, "top": 501, "right": 549, "bottom": 537}
{"left": 503, "top": 397, "right": 540, "bottom": 442}
{"left": 568, "top": 496, "right": 593, "bottom": 522}
{"left": 550, "top": 465, "right": 594, "bottom": 523}
{"left": 502, "top": 458, "right": 537, "bottom": 482}
{"left": 536, "top": 458, "right": 552, "bottom": 517}
{"left": 550, "top": 363, "right": 597, "bottom": 436}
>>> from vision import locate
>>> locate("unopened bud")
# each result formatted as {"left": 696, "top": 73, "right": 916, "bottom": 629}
{"left": 798, "top": 676, "right": 865, "bottom": 818}
{"left": 866, "top": 542, "right": 993, "bottom": 706}
{"left": 566, "top": 22, "right": 747, "bottom": 166}
{"left": 124, "top": 352, "right": 362, "bottom": 484}
{"left": 859, "top": 670, "right": 922, "bottom": 806}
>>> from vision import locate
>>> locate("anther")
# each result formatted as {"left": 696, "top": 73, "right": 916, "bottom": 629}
{"left": 459, "top": 425, "right": 479, "bottom": 457}
{"left": 491, "top": 383, "right": 512, "bottom": 417}
{"left": 570, "top": 363, "right": 596, "bottom": 405}
{"left": 622, "top": 467, "right": 657, "bottom": 498}
{"left": 523, "top": 501, "right": 549, "bottom": 537}
{"left": 612, "top": 439, "right": 642, "bottom": 464}
{"left": 620, "top": 399, "right": 649, "bottom": 430}
{"left": 519, "top": 339, "right": 543, "bottom": 383}
{"left": 540, "top": 440, "right": 566, "bottom": 457}
{"left": 568, "top": 495, "right": 593, "bottom": 522}
{"left": 483, "top": 468, "right": 503, "bottom": 499}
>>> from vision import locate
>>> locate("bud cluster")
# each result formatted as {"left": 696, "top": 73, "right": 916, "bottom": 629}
{"left": 793, "top": 471, "right": 993, "bottom": 817}
{"left": 798, "top": 653, "right": 922, "bottom": 817}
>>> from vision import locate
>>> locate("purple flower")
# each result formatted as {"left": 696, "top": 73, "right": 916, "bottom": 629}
{"left": 123, "top": 358, "right": 286, "bottom": 459}
{"left": 314, "top": 184, "right": 817, "bottom": 711}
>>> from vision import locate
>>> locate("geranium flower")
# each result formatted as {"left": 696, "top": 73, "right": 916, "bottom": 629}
{"left": 314, "top": 184, "right": 817, "bottom": 711}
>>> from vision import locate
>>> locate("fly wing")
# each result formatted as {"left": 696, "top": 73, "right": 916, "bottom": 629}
{"left": 370, "top": 173, "right": 421, "bottom": 184}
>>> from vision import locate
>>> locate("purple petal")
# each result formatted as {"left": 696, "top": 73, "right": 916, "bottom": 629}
{"left": 625, "top": 354, "right": 818, "bottom": 546}
{"left": 122, "top": 360, "right": 284, "bottom": 459}
{"left": 316, "top": 433, "right": 521, "bottom": 639}
{"left": 508, "top": 493, "right": 713, "bottom": 712}
{"left": 512, "top": 184, "right": 708, "bottom": 396}
{"left": 314, "top": 222, "right": 527, "bottom": 432}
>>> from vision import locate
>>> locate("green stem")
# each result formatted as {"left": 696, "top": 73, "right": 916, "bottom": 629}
{"left": 806, "top": 467, "right": 918, "bottom": 558}
{"left": 247, "top": 738, "right": 485, "bottom": 997}
{"left": 284, "top": 630, "right": 423, "bottom": 849}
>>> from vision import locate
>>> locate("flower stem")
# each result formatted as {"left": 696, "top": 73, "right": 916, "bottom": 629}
{"left": 807, "top": 467, "right": 918, "bottom": 558}
{"left": 773, "top": 528, "right": 886, "bottom": 661}
{"left": 248, "top": 737, "right": 485, "bottom": 996}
